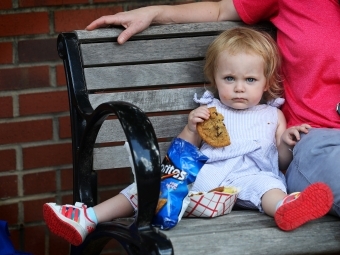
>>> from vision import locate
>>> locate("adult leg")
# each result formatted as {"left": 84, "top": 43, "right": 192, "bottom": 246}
{"left": 285, "top": 128, "right": 340, "bottom": 217}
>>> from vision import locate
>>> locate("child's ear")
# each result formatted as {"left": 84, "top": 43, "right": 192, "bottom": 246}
{"left": 264, "top": 83, "right": 269, "bottom": 91}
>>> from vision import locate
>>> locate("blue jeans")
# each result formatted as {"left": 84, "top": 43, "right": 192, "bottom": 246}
{"left": 286, "top": 128, "right": 340, "bottom": 217}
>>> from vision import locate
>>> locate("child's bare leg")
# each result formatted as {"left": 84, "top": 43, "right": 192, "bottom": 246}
{"left": 261, "top": 188, "right": 286, "bottom": 217}
{"left": 94, "top": 193, "right": 134, "bottom": 222}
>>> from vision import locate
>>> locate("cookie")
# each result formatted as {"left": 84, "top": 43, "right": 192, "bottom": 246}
{"left": 197, "top": 107, "right": 231, "bottom": 147}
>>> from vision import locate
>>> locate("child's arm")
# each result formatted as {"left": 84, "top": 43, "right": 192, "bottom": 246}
{"left": 86, "top": 0, "right": 240, "bottom": 44}
{"left": 276, "top": 110, "right": 311, "bottom": 170}
{"left": 177, "top": 106, "right": 210, "bottom": 147}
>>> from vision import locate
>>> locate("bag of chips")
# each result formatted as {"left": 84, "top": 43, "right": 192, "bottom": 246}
{"left": 152, "top": 138, "right": 209, "bottom": 229}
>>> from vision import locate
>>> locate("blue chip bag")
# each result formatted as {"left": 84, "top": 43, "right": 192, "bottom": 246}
{"left": 152, "top": 138, "right": 209, "bottom": 230}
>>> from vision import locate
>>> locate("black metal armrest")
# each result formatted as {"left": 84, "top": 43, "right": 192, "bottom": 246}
{"left": 71, "top": 101, "right": 173, "bottom": 255}
{"left": 80, "top": 101, "right": 161, "bottom": 227}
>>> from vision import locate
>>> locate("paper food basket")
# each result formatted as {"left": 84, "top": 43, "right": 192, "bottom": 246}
{"left": 184, "top": 187, "right": 240, "bottom": 218}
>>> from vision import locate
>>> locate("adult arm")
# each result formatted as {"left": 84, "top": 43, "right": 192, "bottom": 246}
{"left": 86, "top": 0, "right": 241, "bottom": 44}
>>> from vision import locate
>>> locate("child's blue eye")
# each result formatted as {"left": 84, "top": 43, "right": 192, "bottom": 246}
{"left": 247, "top": 78, "right": 256, "bottom": 82}
{"left": 225, "top": 76, "right": 234, "bottom": 81}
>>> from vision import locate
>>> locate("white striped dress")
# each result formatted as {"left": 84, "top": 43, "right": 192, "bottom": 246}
{"left": 191, "top": 90, "right": 287, "bottom": 212}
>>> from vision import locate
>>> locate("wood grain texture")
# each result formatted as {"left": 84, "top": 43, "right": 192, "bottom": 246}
{"left": 85, "top": 61, "right": 206, "bottom": 90}
{"left": 89, "top": 87, "right": 204, "bottom": 111}
{"left": 75, "top": 21, "right": 248, "bottom": 42}
{"left": 158, "top": 211, "right": 340, "bottom": 255}
{"left": 81, "top": 37, "right": 213, "bottom": 66}
{"left": 96, "top": 114, "right": 187, "bottom": 143}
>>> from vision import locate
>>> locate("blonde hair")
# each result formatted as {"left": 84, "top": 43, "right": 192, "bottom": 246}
{"left": 204, "top": 27, "right": 283, "bottom": 102}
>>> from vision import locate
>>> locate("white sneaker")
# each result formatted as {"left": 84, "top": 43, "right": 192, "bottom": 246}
{"left": 43, "top": 202, "right": 96, "bottom": 246}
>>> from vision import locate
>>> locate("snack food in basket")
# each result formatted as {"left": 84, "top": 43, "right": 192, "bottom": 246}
{"left": 184, "top": 186, "right": 239, "bottom": 218}
{"left": 197, "top": 107, "right": 231, "bottom": 147}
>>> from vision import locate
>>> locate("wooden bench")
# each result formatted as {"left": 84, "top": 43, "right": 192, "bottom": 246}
{"left": 57, "top": 21, "right": 340, "bottom": 255}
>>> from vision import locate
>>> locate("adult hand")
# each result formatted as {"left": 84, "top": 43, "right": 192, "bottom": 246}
{"left": 86, "top": 7, "right": 159, "bottom": 44}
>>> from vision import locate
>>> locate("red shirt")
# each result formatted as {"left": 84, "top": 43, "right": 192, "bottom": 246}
{"left": 233, "top": 0, "right": 340, "bottom": 128}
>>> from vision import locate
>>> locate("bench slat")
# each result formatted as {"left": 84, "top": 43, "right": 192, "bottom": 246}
{"left": 93, "top": 142, "right": 170, "bottom": 170}
{"left": 89, "top": 87, "right": 204, "bottom": 112}
{"left": 81, "top": 36, "right": 214, "bottom": 66}
{"left": 159, "top": 212, "right": 340, "bottom": 255}
{"left": 85, "top": 61, "right": 205, "bottom": 90}
{"left": 75, "top": 21, "right": 246, "bottom": 42}
{"left": 97, "top": 114, "right": 187, "bottom": 143}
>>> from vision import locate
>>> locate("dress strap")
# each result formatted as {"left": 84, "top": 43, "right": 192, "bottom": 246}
{"left": 193, "top": 90, "right": 214, "bottom": 105}
{"left": 267, "top": 98, "right": 285, "bottom": 108}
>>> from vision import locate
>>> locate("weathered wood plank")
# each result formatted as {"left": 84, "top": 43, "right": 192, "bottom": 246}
{"left": 96, "top": 114, "right": 187, "bottom": 143}
{"left": 81, "top": 36, "right": 214, "bottom": 66}
{"left": 89, "top": 87, "right": 204, "bottom": 112}
{"left": 93, "top": 142, "right": 171, "bottom": 170}
{"left": 158, "top": 211, "right": 340, "bottom": 255}
{"left": 75, "top": 21, "right": 247, "bottom": 42}
{"left": 85, "top": 61, "right": 205, "bottom": 90}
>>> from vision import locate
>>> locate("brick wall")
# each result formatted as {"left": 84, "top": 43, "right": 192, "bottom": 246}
{"left": 0, "top": 0, "right": 200, "bottom": 254}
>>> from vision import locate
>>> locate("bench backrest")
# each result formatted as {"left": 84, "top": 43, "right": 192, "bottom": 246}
{"left": 58, "top": 21, "right": 275, "bottom": 206}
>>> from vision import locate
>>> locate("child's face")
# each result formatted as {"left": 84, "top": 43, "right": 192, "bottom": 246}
{"left": 214, "top": 51, "right": 267, "bottom": 110}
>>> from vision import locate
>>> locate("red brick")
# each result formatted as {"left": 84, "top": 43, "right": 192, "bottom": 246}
{"left": 126, "top": 1, "right": 195, "bottom": 11}
{"left": 0, "top": 175, "right": 18, "bottom": 198}
{"left": 0, "top": 66, "right": 49, "bottom": 91}
{"left": 0, "top": 96, "right": 13, "bottom": 118}
{"left": 8, "top": 229, "right": 20, "bottom": 251}
{"left": 23, "top": 142, "right": 72, "bottom": 169}
{"left": 0, "top": 12, "right": 49, "bottom": 37}
{"left": 23, "top": 197, "right": 53, "bottom": 221}
{"left": 61, "top": 193, "right": 73, "bottom": 204}
{"left": 23, "top": 225, "right": 45, "bottom": 255}
{"left": 18, "top": 38, "right": 60, "bottom": 63}
{"left": 93, "top": 0, "right": 121, "bottom": 2}
{"left": 0, "top": 0, "right": 12, "bottom": 10}
{"left": 0, "top": 203, "right": 18, "bottom": 225}
{"left": 60, "top": 168, "right": 73, "bottom": 191}
{"left": 0, "top": 149, "right": 16, "bottom": 172}
{"left": 0, "top": 42, "right": 12, "bottom": 64}
{"left": 55, "top": 7, "right": 123, "bottom": 32}
{"left": 19, "top": 91, "right": 69, "bottom": 116}
{"left": 56, "top": 65, "right": 66, "bottom": 86}
{"left": 59, "top": 115, "right": 71, "bottom": 139}
{"left": 0, "top": 119, "right": 52, "bottom": 145}
{"left": 49, "top": 232, "right": 70, "bottom": 255}
{"left": 20, "top": 0, "right": 87, "bottom": 7}
{"left": 23, "top": 171, "right": 56, "bottom": 195}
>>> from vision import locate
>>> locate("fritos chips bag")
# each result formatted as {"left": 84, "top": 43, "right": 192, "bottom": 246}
{"left": 152, "top": 138, "right": 209, "bottom": 229}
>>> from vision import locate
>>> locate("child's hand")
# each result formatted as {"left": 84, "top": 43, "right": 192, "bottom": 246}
{"left": 281, "top": 123, "right": 311, "bottom": 146}
{"left": 187, "top": 106, "right": 210, "bottom": 133}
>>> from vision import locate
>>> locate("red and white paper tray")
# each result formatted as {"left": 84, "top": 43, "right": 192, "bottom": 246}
{"left": 184, "top": 186, "right": 240, "bottom": 218}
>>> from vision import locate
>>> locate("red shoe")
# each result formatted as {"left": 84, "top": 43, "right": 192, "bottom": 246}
{"left": 274, "top": 182, "right": 333, "bottom": 231}
{"left": 43, "top": 202, "right": 96, "bottom": 246}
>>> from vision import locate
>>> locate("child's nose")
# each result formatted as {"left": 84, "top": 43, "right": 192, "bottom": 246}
{"left": 234, "top": 82, "right": 245, "bottom": 92}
